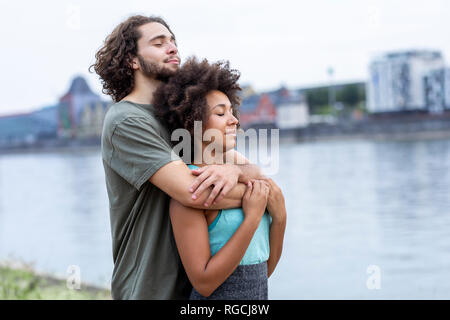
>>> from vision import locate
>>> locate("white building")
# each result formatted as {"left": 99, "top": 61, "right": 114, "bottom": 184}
{"left": 423, "top": 68, "right": 450, "bottom": 114}
{"left": 367, "top": 50, "right": 445, "bottom": 113}
{"left": 272, "top": 90, "right": 309, "bottom": 129}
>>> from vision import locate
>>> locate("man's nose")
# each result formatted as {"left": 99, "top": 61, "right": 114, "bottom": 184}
{"left": 167, "top": 42, "right": 178, "bottom": 55}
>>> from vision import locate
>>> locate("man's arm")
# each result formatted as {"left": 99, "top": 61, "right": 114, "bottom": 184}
{"left": 107, "top": 117, "right": 250, "bottom": 210}
{"left": 188, "top": 150, "right": 265, "bottom": 206}
{"left": 150, "top": 160, "right": 246, "bottom": 210}
{"left": 225, "top": 148, "right": 264, "bottom": 183}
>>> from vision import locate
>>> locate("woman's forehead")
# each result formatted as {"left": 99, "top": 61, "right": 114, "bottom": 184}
{"left": 206, "top": 90, "right": 231, "bottom": 107}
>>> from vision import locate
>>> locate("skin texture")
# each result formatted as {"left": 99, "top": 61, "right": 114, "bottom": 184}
{"left": 170, "top": 90, "right": 287, "bottom": 297}
{"left": 189, "top": 90, "right": 240, "bottom": 206}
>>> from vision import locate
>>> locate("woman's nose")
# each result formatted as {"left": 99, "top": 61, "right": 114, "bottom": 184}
{"left": 228, "top": 113, "right": 238, "bottom": 125}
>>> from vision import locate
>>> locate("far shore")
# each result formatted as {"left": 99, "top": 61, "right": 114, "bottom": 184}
{"left": 1, "top": 129, "right": 450, "bottom": 157}
{"left": 282, "top": 129, "right": 450, "bottom": 144}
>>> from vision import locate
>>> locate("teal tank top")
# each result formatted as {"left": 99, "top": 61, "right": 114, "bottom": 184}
{"left": 188, "top": 164, "right": 271, "bottom": 265}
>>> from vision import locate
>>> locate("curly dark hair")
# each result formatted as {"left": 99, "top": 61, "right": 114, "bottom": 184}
{"left": 89, "top": 15, "right": 174, "bottom": 102}
{"left": 153, "top": 56, "right": 242, "bottom": 143}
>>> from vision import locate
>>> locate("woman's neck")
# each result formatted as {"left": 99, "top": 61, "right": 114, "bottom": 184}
{"left": 192, "top": 147, "right": 224, "bottom": 167}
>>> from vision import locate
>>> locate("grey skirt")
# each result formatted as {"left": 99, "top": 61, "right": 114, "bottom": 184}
{"left": 190, "top": 261, "right": 268, "bottom": 300}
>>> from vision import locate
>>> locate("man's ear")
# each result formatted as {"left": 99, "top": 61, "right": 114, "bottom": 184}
{"left": 129, "top": 55, "right": 139, "bottom": 70}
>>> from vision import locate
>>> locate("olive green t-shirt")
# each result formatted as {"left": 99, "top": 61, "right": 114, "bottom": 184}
{"left": 101, "top": 100, "right": 191, "bottom": 300}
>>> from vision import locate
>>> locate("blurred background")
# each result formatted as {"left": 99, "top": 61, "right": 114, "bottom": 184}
{"left": 1, "top": 0, "right": 450, "bottom": 299}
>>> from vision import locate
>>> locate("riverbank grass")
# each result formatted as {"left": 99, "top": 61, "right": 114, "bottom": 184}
{"left": 0, "top": 262, "right": 111, "bottom": 300}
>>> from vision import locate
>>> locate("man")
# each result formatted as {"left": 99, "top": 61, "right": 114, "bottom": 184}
{"left": 91, "top": 15, "right": 263, "bottom": 299}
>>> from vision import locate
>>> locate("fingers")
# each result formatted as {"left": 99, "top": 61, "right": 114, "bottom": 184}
{"left": 243, "top": 181, "right": 253, "bottom": 199}
{"left": 259, "top": 177, "right": 281, "bottom": 196}
{"left": 253, "top": 180, "right": 269, "bottom": 202}
{"left": 212, "top": 182, "right": 233, "bottom": 206}
{"left": 251, "top": 180, "right": 269, "bottom": 196}
{"left": 252, "top": 179, "right": 261, "bottom": 196}
{"left": 257, "top": 180, "right": 270, "bottom": 201}
{"left": 260, "top": 177, "right": 274, "bottom": 188}
{"left": 192, "top": 175, "right": 216, "bottom": 200}
{"left": 261, "top": 181, "right": 270, "bottom": 198}
{"left": 204, "top": 181, "right": 225, "bottom": 207}
{"left": 189, "top": 169, "right": 210, "bottom": 194}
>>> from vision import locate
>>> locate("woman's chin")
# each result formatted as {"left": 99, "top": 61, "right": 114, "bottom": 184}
{"left": 224, "top": 142, "right": 236, "bottom": 152}
{"left": 225, "top": 136, "right": 236, "bottom": 148}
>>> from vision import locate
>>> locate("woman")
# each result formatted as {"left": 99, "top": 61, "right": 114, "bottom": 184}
{"left": 153, "top": 57, "right": 287, "bottom": 299}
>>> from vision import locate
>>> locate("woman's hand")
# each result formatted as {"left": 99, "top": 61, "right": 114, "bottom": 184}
{"left": 242, "top": 180, "right": 270, "bottom": 223}
{"left": 261, "top": 177, "right": 286, "bottom": 222}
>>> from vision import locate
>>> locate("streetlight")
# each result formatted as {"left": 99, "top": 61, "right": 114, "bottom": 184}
{"left": 327, "top": 66, "right": 337, "bottom": 119}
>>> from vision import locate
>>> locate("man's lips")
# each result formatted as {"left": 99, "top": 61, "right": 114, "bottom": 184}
{"left": 166, "top": 59, "right": 179, "bottom": 65}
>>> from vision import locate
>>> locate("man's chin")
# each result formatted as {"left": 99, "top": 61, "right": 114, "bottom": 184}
{"left": 155, "top": 68, "right": 177, "bottom": 82}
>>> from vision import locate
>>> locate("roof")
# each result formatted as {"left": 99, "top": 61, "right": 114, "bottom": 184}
{"left": 239, "top": 94, "right": 261, "bottom": 113}
{"left": 0, "top": 113, "right": 57, "bottom": 138}
{"left": 68, "top": 76, "right": 96, "bottom": 95}
{"left": 239, "top": 87, "right": 305, "bottom": 113}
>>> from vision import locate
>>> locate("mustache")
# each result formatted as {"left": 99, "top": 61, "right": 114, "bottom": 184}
{"left": 164, "top": 56, "right": 181, "bottom": 63}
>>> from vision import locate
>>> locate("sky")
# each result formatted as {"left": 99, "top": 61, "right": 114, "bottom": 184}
{"left": 0, "top": 0, "right": 449, "bottom": 115}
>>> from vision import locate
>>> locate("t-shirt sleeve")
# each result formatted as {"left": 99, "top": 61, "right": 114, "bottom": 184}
{"left": 109, "top": 116, "right": 180, "bottom": 190}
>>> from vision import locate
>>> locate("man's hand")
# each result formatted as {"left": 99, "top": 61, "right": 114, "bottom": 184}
{"left": 189, "top": 164, "right": 243, "bottom": 207}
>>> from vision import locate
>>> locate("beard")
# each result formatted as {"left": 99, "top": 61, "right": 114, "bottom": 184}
{"left": 137, "top": 54, "right": 177, "bottom": 83}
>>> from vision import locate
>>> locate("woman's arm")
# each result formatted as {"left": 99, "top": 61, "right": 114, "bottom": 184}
{"left": 169, "top": 181, "right": 269, "bottom": 297}
{"left": 261, "top": 178, "right": 287, "bottom": 278}
{"left": 267, "top": 211, "right": 286, "bottom": 278}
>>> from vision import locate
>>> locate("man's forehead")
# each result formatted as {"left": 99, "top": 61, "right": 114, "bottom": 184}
{"left": 138, "top": 22, "right": 173, "bottom": 40}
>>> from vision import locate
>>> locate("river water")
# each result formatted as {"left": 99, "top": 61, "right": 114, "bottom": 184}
{"left": 1, "top": 137, "right": 449, "bottom": 299}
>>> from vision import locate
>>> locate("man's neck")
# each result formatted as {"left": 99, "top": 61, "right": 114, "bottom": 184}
{"left": 121, "top": 73, "right": 162, "bottom": 105}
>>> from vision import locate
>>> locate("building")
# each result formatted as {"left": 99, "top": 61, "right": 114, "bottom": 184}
{"left": 367, "top": 50, "right": 445, "bottom": 113}
{"left": 0, "top": 107, "right": 58, "bottom": 148}
{"left": 58, "top": 76, "right": 111, "bottom": 138}
{"left": 238, "top": 86, "right": 309, "bottom": 129}
{"left": 270, "top": 88, "right": 309, "bottom": 129}
{"left": 0, "top": 75, "right": 111, "bottom": 150}
{"left": 239, "top": 93, "right": 277, "bottom": 128}
{"left": 423, "top": 68, "right": 450, "bottom": 114}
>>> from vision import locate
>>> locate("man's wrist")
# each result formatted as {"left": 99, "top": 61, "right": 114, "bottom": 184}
{"left": 234, "top": 165, "right": 247, "bottom": 183}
